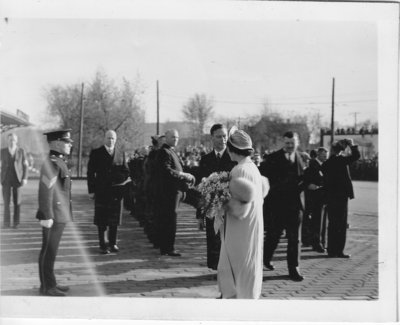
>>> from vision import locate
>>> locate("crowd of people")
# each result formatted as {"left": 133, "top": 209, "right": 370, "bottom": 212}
{"left": 1, "top": 124, "right": 362, "bottom": 299}
{"left": 321, "top": 126, "right": 379, "bottom": 136}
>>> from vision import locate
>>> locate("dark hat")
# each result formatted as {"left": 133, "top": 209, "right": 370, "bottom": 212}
{"left": 331, "top": 140, "right": 345, "bottom": 152}
{"left": 43, "top": 129, "right": 73, "bottom": 143}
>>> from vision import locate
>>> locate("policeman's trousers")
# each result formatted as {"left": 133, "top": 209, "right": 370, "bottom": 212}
{"left": 38, "top": 222, "right": 65, "bottom": 291}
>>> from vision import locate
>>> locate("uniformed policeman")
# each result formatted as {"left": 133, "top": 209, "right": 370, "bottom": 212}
{"left": 36, "top": 129, "right": 73, "bottom": 296}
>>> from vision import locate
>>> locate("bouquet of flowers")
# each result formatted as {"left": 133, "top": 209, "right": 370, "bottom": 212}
{"left": 197, "top": 171, "right": 231, "bottom": 233}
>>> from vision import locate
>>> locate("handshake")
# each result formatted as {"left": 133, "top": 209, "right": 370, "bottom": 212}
{"left": 179, "top": 172, "right": 196, "bottom": 186}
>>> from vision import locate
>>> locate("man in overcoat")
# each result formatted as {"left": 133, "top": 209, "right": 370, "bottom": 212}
{"left": 321, "top": 138, "right": 360, "bottom": 258}
{"left": 154, "top": 129, "right": 195, "bottom": 256}
{"left": 303, "top": 147, "right": 328, "bottom": 253}
{"left": 196, "top": 124, "right": 236, "bottom": 270}
{"left": 260, "top": 131, "right": 306, "bottom": 281}
{"left": 36, "top": 129, "right": 73, "bottom": 296}
{"left": 87, "top": 130, "right": 130, "bottom": 254}
{"left": 1, "top": 133, "right": 29, "bottom": 228}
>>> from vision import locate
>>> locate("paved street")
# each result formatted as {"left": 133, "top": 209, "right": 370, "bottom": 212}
{"left": 0, "top": 179, "right": 378, "bottom": 302}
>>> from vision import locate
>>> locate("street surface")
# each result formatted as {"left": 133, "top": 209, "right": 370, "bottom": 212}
{"left": 0, "top": 180, "right": 383, "bottom": 322}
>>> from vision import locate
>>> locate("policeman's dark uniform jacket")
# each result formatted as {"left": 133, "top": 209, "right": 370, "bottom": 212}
{"left": 303, "top": 157, "right": 327, "bottom": 251}
{"left": 36, "top": 130, "right": 73, "bottom": 295}
{"left": 321, "top": 142, "right": 360, "bottom": 257}
{"left": 260, "top": 148, "right": 305, "bottom": 279}
{"left": 196, "top": 149, "right": 236, "bottom": 270}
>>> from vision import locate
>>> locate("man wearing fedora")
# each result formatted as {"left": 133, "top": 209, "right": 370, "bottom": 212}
{"left": 1, "top": 133, "right": 29, "bottom": 229}
{"left": 36, "top": 129, "right": 73, "bottom": 296}
{"left": 322, "top": 138, "right": 360, "bottom": 258}
{"left": 261, "top": 131, "right": 306, "bottom": 281}
{"left": 87, "top": 130, "right": 130, "bottom": 254}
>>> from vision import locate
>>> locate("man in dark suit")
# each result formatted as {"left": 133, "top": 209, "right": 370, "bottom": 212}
{"left": 87, "top": 130, "right": 130, "bottom": 254}
{"left": 154, "top": 129, "right": 195, "bottom": 257}
{"left": 196, "top": 124, "right": 236, "bottom": 270}
{"left": 261, "top": 131, "right": 306, "bottom": 281}
{"left": 1, "top": 133, "right": 29, "bottom": 228}
{"left": 37, "top": 129, "right": 73, "bottom": 296}
{"left": 322, "top": 138, "right": 360, "bottom": 258}
{"left": 304, "top": 147, "right": 328, "bottom": 253}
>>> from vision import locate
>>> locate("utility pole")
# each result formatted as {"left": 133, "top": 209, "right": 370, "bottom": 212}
{"left": 330, "top": 78, "right": 335, "bottom": 145}
{"left": 78, "top": 82, "right": 85, "bottom": 178}
{"left": 156, "top": 80, "right": 160, "bottom": 134}
{"left": 351, "top": 112, "right": 359, "bottom": 132}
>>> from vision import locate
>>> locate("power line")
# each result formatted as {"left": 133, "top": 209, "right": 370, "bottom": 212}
{"left": 160, "top": 93, "right": 377, "bottom": 106}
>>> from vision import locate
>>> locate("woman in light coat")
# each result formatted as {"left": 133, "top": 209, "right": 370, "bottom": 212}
{"left": 217, "top": 126, "right": 269, "bottom": 299}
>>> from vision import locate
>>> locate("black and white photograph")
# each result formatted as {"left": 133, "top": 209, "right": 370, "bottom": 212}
{"left": 0, "top": 0, "right": 398, "bottom": 324}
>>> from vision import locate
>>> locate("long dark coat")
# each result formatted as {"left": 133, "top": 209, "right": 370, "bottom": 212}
{"left": 321, "top": 145, "right": 360, "bottom": 255}
{"left": 87, "top": 146, "right": 130, "bottom": 227}
{"left": 1, "top": 147, "right": 29, "bottom": 185}
{"left": 197, "top": 149, "right": 236, "bottom": 270}
{"left": 154, "top": 143, "right": 189, "bottom": 254}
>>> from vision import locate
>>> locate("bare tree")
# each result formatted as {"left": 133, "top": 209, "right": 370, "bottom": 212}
{"left": 44, "top": 69, "right": 146, "bottom": 160}
{"left": 182, "top": 93, "right": 214, "bottom": 141}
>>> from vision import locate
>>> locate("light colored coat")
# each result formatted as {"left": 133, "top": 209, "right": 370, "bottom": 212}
{"left": 217, "top": 157, "right": 268, "bottom": 299}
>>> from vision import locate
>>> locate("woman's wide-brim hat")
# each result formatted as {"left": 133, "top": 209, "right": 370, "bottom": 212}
{"left": 228, "top": 126, "right": 253, "bottom": 150}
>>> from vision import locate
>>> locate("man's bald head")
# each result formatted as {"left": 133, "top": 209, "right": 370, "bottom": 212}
{"left": 165, "top": 129, "right": 179, "bottom": 147}
{"left": 104, "top": 130, "right": 117, "bottom": 149}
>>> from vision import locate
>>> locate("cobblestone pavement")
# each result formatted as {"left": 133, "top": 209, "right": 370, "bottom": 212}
{"left": 0, "top": 180, "right": 378, "bottom": 300}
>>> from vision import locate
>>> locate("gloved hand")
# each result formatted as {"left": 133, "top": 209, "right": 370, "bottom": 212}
{"left": 40, "top": 219, "right": 54, "bottom": 228}
{"left": 180, "top": 172, "right": 196, "bottom": 185}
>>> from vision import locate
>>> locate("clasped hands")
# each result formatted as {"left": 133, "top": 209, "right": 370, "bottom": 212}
{"left": 179, "top": 172, "right": 196, "bottom": 186}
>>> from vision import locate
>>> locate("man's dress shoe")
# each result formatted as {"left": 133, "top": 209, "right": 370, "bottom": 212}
{"left": 40, "top": 285, "right": 70, "bottom": 295}
{"left": 313, "top": 244, "right": 326, "bottom": 253}
{"left": 161, "top": 250, "right": 181, "bottom": 257}
{"left": 110, "top": 245, "right": 119, "bottom": 253}
{"left": 100, "top": 248, "right": 110, "bottom": 254}
{"left": 56, "top": 285, "right": 70, "bottom": 292}
{"left": 264, "top": 263, "right": 275, "bottom": 271}
{"left": 45, "top": 287, "right": 66, "bottom": 296}
{"left": 289, "top": 270, "right": 305, "bottom": 282}
{"left": 328, "top": 253, "right": 351, "bottom": 258}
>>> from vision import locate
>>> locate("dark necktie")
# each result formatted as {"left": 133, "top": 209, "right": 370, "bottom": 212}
{"left": 216, "top": 153, "right": 221, "bottom": 161}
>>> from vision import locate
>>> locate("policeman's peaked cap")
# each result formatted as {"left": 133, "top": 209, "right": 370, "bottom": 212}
{"left": 43, "top": 129, "right": 73, "bottom": 143}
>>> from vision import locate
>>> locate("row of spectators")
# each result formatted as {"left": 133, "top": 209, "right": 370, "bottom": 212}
{"left": 321, "top": 126, "right": 378, "bottom": 136}
{"left": 127, "top": 143, "right": 378, "bottom": 185}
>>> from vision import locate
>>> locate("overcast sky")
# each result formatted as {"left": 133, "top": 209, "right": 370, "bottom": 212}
{"left": 0, "top": 1, "right": 381, "bottom": 129}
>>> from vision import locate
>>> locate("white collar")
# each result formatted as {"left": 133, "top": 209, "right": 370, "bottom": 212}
{"left": 214, "top": 149, "right": 225, "bottom": 156}
{"left": 104, "top": 145, "right": 114, "bottom": 153}
{"left": 8, "top": 147, "right": 17, "bottom": 155}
